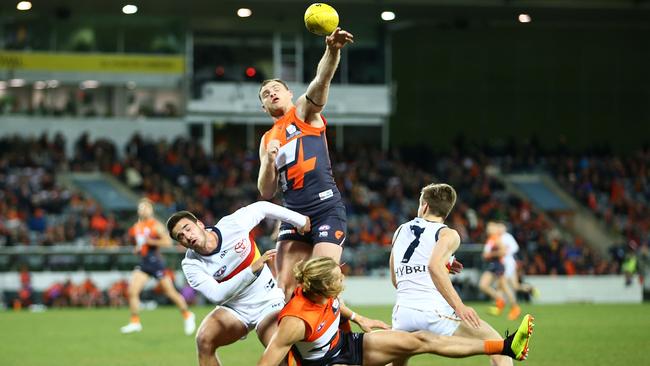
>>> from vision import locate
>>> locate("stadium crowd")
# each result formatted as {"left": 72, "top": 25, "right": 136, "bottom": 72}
{"left": 2, "top": 133, "right": 648, "bottom": 281}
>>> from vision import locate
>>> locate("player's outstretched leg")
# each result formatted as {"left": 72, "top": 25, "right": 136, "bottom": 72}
{"left": 502, "top": 314, "right": 535, "bottom": 361}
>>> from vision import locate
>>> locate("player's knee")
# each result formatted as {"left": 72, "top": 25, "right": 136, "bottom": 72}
{"left": 195, "top": 330, "right": 216, "bottom": 355}
{"left": 413, "top": 330, "right": 443, "bottom": 351}
{"left": 401, "top": 331, "right": 433, "bottom": 352}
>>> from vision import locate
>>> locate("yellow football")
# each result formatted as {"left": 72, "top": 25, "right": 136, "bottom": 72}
{"left": 304, "top": 3, "right": 339, "bottom": 36}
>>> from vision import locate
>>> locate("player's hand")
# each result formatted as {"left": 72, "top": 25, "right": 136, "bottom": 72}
{"left": 326, "top": 28, "right": 354, "bottom": 50}
{"left": 456, "top": 304, "right": 481, "bottom": 329}
{"left": 265, "top": 139, "right": 281, "bottom": 163}
{"left": 251, "top": 249, "right": 277, "bottom": 274}
{"left": 448, "top": 259, "right": 464, "bottom": 274}
{"left": 353, "top": 314, "right": 390, "bottom": 332}
{"left": 297, "top": 216, "right": 311, "bottom": 235}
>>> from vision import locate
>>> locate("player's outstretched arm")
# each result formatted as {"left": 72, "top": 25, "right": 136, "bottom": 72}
{"left": 258, "top": 135, "right": 280, "bottom": 199}
{"left": 429, "top": 228, "right": 481, "bottom": 329}
{"left": 257, "top": 316, "right": 305, "bottom": 366}
{"left": 296, "top": 28, "right": 354, "bottom": 120}
{"left": 239, "top": 201, "right": 309, "bottom": 233}
{"left": 340, "top": 299, "right": 390, "bottom": 332}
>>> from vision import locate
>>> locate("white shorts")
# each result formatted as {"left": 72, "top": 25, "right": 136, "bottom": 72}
{"left": 504, "top": 257, "right": 517, "bottom": 278}
{"left": 392, "top": 304, "right": 461, "bottom": 336}
{"left": 222, "top": 286, "right": 285, "bottom": 332}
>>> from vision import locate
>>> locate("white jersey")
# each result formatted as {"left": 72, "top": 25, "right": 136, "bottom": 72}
{"left": 501, "top": 232, "right": 519, "bottom": 277}
{"left": 501, "top": 232, "right": 519, "bottom": 258}
{"left": 182, "top": 202, "right": 306, "bottom": 310}
{"left": 392, "top": 218, "right": 450, "bottom": 310}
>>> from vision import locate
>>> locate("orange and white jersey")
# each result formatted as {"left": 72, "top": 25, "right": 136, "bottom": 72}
{"left": 129, "top": 218, "right": 159, "bottom": 257}
{"left": 279, "top": 287, "right": 342, "bottom": 365}
{"left": 483, "top": 234, "right": 504, "bottom": 262}
{"left": 501, "top": 232, "right": 519, "bottom": 277}
{"left": 182, "top": 202, "right": 306, "bottom": 307}
{"left": 262, "top": 107, "right": 341, "bottom": 214}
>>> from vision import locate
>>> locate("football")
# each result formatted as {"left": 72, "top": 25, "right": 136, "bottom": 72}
{"left": 304, "top": 3, "right": 339, "bottom": 36}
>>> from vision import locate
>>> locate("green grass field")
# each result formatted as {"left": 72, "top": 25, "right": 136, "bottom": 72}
{"left": 2, "top": 303, "right": 648, "bottom": 366}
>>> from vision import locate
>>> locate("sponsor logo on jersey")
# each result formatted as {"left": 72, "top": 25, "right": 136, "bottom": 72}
{"left": 319, "top": 231, "right": 328, "bottom": 237}
{"left": 316, "top": 321, "right": 326, "bottom": 332}
{"left": 318, "top": 189, "right": 334, "bottom": 201}
{"left": 265, "top": 279, "right": 276, "bottom": 291}
{"left": 220, "top": 249, "right": 229, "bottom": 258}
{"left": 285, "top": 123, "right": 302, "bottom": 139}
{"left": 214, "top": 265, "right": 227, "bottom": 277}
{"left": 332, "top": 298, "right": 340, "bottom": 313}
{"left": 395, "top": 264, "right": 428, "bottom": 276}
{"left": 279, "top": 229, "right": 296, "bottom": 237}
{"left": 318, "top": 225, "right": 331, "bottom": 231}
{"left": 234, "top": 239, "right": 246, "bottom": 253}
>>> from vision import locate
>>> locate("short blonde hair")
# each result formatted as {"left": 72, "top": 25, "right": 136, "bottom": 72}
{"left": 421, "top": 183, "right": 457, "bottom": 219}
{"left": 293, "top": 256, "right": 343, "bottom": 298}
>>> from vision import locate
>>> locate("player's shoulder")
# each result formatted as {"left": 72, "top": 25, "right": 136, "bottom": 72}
{"left": 181, "top": 249, "right": 202, "bottom": 268}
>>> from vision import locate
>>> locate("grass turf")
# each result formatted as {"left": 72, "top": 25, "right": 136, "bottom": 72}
{"left": 1, "top": 303, "right": 647, "bottom": 366}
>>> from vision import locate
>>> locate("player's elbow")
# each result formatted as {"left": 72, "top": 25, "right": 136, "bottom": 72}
{"left": 258, "top": 186, "right": 275, "bottom": 200}
{"left": 429, "top": 266, "right": 447, "bottom": 281}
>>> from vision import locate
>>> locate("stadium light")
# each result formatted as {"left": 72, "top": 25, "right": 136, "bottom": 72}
{"left": 9, "top": 79, "right": 25, "bottom": 87}
{"left": 518, "top": 13, "right": 532, "bottom": 23}
{"left": 122, "top": 4, "right": 138, "bottom": 15}
{"left": 381, "top": 11, "right": 396, "bottom": 21}
{"left": 237, "top": 8, "right": 252, "bottom": 18}
{"left": 80, "top": 80, "right": 100, "bottom": 89}
{"left": 16, "top": 1, "right": 32, "bottom": 11}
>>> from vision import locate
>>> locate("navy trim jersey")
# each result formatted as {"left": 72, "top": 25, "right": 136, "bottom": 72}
{"left": 262, "top": 107, "right": 341, "bottom": 216}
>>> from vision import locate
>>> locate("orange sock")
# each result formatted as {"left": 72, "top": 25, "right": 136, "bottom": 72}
{"left": 496, "top": 298, "right": 506, "bottom": 310}
{"left": 182, "top": 311, "right": 192, "bottom": 319}
{"left": 130, "top": 315, "right": 141, "bottom": 324}
{"left": 484, "top": 340, "right": 504, "bottom": 355}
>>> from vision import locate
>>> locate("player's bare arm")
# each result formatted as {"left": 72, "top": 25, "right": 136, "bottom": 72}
{"left": 257, "top": 316, "right": 305, "bottom": 366}
{"left": 389, "top": 252, "right": 397, "bottom": 288}
{"left": 258, "top": 136, "right": 280, "bottom": 199}
{"left": 296, "top": 28, "right": 354, "bottom": 123}
{"left": 429, "top": 228, "right": 481, "bottom": 329}
{"left": 389, "top": 224, "right": 403, "bottom": 289}
{"left": 340, "top": 299, "right": 390, "bottom": 332}
{"left": 144, "top": 220, "right": 172, "bottom": 247}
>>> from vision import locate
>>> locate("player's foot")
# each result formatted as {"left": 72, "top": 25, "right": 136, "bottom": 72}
{"left": 488, "top": 306, "right": 503, "bottom": 316}
{"left": 531, "top": 287, "right": 541, "bottom": 299}
{"left": 184, "top": 312, "right": 196, "bottom": 335}
{"left": 496, "top": 297, "right": 506, "bottom": 310}
{"left": 120, "top": 322, "right": 142, "bottom": 334}
{"left": 508, "top": 305, "right": 521, "bottom": 320}
{"left": 502, "top": 314, "right": 534, "bottom": 361}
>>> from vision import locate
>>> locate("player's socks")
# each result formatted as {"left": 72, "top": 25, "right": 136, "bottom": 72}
{"left": 508, "top": 305, "right": 521, "bottom": 320}
{"left": 483, "top": 340, "right": 504, "bottom": 354}
{"left": 130, "top": 314, "right": 140, "bottom": 324}
{"left": 183, "top": 311, "right": 196, "bottom": 335}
